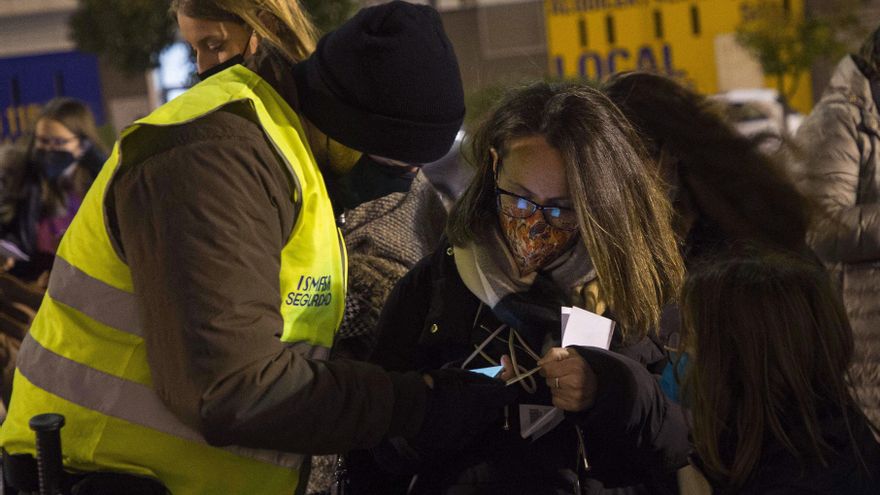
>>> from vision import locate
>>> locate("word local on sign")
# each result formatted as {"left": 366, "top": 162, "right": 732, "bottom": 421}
{"left": 554, "top": 43, "right": 686, "bottom": 80}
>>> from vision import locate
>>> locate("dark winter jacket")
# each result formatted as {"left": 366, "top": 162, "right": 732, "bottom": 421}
{"left": 348, "top": 241, "right": 690, "bottom": 494}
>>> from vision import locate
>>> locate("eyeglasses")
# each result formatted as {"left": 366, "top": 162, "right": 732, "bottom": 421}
{"left": 495, "top": 186, "right": 578, "bottom": 231}
{"left": 35, "top": 135, "right": 79, "bottom": 148}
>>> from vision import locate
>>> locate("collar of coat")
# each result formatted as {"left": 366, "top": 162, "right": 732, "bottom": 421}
{"left": 452, "top": 223, "right": 595, "bottom": 311}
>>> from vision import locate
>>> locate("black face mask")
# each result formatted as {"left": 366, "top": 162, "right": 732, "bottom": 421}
{"left": 32, "top": 149, "right": 77, "bottom": 181}
{"left": 333, "top": 154, "right": 418, "bottom": 212}
{"left": 197, "top": 53, "right": 245, "bottom": 81}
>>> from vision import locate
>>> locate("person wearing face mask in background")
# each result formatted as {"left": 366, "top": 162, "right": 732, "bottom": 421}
{"left": 346, "top": 82, "right": 690, "bottom": 494}
{"left": 0, "top": 97, "right": 107, "bottom": 283}
{"left": 0, "top": 98, "right": 105, "bottom": 424}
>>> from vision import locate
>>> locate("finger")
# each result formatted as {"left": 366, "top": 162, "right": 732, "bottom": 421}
{"left": 537, "top": 347, "right": 571, "bottom": 367}
{"left": 557, "top": 354, "right": 590, "bottom": 375}
{"left": 546, "top": 369, "right": 597, "bottom": 409}
{"left": 499, "top": 354, "right": 514, "bottom": 381}
{"left": 545, "top": 374, "right": 573, "bottom": 392}
{"left": 538, "top": 349, "right": 572, "bottom": 378}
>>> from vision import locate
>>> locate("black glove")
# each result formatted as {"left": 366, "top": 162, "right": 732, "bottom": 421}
{"left": 414, "top": 368, "right": 518, "bottom": 454}
{"left": 370, "top": 368, "right": 518, "bottom": 474}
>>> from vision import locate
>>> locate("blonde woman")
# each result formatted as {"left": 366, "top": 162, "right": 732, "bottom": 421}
{"left": 170, "top": 0, "right": 316, "bottom": 77}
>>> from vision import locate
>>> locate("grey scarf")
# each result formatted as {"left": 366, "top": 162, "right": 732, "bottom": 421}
{"left": 453, "top": 224, "right": 596, "bottom": 315}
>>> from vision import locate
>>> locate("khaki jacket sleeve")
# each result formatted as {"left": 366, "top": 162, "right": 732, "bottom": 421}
{"left": 109, "top": 110, "right": 425, "bottom": 455}
{"left": 796, "top": 100, "right": 880, "bottom": 263}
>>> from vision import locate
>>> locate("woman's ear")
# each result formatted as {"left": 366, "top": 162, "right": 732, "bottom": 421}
{"left": 490, "top": 147, "right": 499, "bottom": 177}
{"left": 246, "top": 29, "right": 260, "bottom": 57}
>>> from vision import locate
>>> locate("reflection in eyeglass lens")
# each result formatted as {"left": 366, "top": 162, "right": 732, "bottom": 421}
{"left": 497, "top": 191, "right": 577, "bottom": 230}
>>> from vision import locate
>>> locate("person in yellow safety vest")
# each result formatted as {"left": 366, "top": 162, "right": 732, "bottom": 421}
{"left": 0, "top": 2, "right": 519, "bottom": 494}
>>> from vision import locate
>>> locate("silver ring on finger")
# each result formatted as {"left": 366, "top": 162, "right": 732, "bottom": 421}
{"left": 555, "top": 377, "right": 560, "bottom": 389}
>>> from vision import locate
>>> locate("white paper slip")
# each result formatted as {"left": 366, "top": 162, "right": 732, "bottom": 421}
{"left": 561, "top": 306, "right": 615, "bottom": 350}
{"left": 561, "top": 307, "right": 571, "bottom": 333}
{"left": 519, "top": 404, "right": 564, "bottom": 441}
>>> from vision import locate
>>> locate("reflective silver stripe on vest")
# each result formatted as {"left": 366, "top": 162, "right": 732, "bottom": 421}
{"left": 48, "top": 256, "right": 332, "bottom": 359}
{"left": 17, "top": 335, "right": 304, "bottom": 470}
{"left": 48, "top": 256, "right": 143, "bottom": 338}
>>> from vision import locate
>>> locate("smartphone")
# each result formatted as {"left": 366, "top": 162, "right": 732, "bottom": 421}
{"left": 468, "top": 365, "right": 503, "bottom": 378}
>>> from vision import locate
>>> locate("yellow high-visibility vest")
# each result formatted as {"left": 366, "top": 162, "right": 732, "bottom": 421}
{"left": 1, "top": 64, "right": 347, "bottom": 494}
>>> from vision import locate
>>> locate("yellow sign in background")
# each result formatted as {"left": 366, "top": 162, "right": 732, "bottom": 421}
{"left": 544, "top": 0, "right": 813, "bottom": 113}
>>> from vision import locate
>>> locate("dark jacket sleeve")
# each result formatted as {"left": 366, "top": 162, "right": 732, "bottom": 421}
{"left": 108, "top": 109, "right": 426, "bottom": 455}
{"left": 344, "top": 251, "right": 439, "bottom": 493}
{"left": 569, "top": 347, "right": 691, "bottom": 486}
{"left": 369, "top": 252, "right": 436, "bottom": 371}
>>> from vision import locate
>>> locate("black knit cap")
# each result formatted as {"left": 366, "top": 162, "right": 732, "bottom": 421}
{"left": 292, "top": 1, "right": 465, "bottom": 164}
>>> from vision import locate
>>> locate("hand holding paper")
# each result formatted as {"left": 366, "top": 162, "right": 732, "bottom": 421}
{"left": 509, "top": 307, "right": 614, "bottom": 442}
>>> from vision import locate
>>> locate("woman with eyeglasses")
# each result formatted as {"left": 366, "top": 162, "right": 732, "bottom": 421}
{"left": 345, "top": 81, "right": 689, "bottom": 494}
{"left": 0, "top": 97, "right": 107, "bottom": 282}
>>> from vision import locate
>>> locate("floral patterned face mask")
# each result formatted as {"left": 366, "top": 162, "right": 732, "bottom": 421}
{"left": 499, "top": 211, "right": 577, "bottom": 276}
{"left": 491, "top": 146, "right": 578, "bottom": 275}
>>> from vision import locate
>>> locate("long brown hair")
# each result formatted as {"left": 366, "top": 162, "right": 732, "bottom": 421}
{"left": 170, "top": 0, "right": 318, "bottom": 63}
{"left": 682, "top": 249, "right": 863, "bottom": 488}
{"left": 604, "top": 72, "right": 811, "bottom": 256}
{"left": 448, "top": 81, "right": 684, "bottom": 338}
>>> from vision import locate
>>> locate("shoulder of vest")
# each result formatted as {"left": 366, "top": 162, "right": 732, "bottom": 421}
{"left": 121, "top": 101, "right": 265, "bottom": 169}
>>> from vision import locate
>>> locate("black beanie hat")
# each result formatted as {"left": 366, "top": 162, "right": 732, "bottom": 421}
{"left": 292, "top": 1, "right": 465, "bottom": 164}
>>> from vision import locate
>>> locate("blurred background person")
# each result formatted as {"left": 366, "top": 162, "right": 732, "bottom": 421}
{"left": 0, "top": 98, "right": 105, "bottom": 423}
{"left": 0, "top": 97, "right": 107, "bottom": 284}
{"left": 604, "top": 72, "right": 816, "bottom": 403}
{"left": 604, "top": 72, "right": 812, "bottom": 263}
{"left": 793, "top": 24, "right": 880, "bottom": 427}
